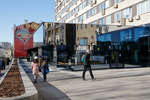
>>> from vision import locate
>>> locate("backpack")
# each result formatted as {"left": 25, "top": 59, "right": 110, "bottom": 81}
{"left": 81, "top": 55, "right": 85, "bottom": 63}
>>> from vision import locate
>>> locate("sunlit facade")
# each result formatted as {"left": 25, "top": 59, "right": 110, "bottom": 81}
{"left": 55, "top": 0, "right": 150, "bottom": 26}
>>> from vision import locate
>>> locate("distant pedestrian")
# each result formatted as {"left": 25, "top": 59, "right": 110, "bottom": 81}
{"left": 82, "top": 50, "right": 94, "bottom": 80}
{"left": 0, "top": 59, "right": 2, "bottom": 75}
{"left": 39, "top": 57, "right": 43, "bottom": 72}
{"left": 2, "top": 59, "right": 5, "bottom": 70}
{"left": 6, "top": 58, "right": 10, "bottom": 65}
{"left": 31, "top": 56, "right": 39, "bottom": 83}
{"left": 41, "top": 61, "right": 49, "bottom": 82}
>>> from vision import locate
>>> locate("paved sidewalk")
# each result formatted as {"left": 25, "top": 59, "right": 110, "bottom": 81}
{"left": 63, "top": 64, "right": 142, "bottom": 71}
{"left": 20, "top": 59, "right": 150, "bottom": 100}
{"left": 19, "top": 59, "right": 71, "bottom": 100}
{"left": 48, "top": 67, "right": 150, "bottom": 100}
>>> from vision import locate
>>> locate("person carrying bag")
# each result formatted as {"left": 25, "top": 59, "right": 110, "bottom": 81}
{"left": 41, "top": 61, "right": 50, "bottom": 82}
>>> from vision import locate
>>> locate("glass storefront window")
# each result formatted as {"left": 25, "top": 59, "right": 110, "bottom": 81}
{"left": 120, "top": 29, "right": 132, "bottom": 41}
{"left": 80, "top": 38, "right": 88, "bottom": 45}
{"left": 97, "top": 34, "right": 111, "bottom": 42}
{"left": 134, "top": 27, "right": 145, "bottom": 41}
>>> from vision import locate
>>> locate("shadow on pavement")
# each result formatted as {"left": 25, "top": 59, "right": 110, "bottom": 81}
{"left": 19, "top": 60, "right": 71, "bottom": 100}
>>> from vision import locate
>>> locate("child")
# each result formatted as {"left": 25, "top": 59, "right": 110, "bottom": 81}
{"left": 32, "top": 57, "right": 39, "bottom": 83}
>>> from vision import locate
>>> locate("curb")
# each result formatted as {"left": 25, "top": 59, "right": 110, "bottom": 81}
{"left": 0, "top": 59, "right": 38, "bottom": 100}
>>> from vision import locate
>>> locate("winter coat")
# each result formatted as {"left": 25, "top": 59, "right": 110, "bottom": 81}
{"left": 41, "top": 63, "right": 49, "bottom": 75}
{"left": 32, "top": 62, "right": 39, "bottom": 75}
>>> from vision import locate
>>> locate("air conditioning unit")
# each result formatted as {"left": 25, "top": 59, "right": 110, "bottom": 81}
{"left": 93, "top": 0, "right": 97, "bottom": 5}
{"left": 66, "top": 0, "right": 70, "bottom": 3}
{"left": 114, "top": 4, "right": 118, "bottom": 8}
{"left": 128, "top": 17, "right": 133, "bottom": 22}
{"left": 66, "top": 8, "right": 70, "bottom": 12}
{"left": 117, "top": 25, "right": 122, "bottom": 27}
{"left": 102, "top": 10, "right": 105, "bottom": 15}
{"left": 74, "top": 13, "right": 78, "bottom": 17}
{"left": 135, "top": 15, "right": 140, "bottom": 20}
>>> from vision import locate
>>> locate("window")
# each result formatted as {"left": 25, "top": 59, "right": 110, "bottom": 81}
{"left": 115, "top": 0, "right": 120, "bottom": 4}
{"left": 99, "top": 18, "right": 105, "bottom": 25}
{"left": 134, "top": 27, "right": 146, "bottom": 41}
{"left": 114, "top": 11, "right": 121, "bottom": 22}
{"left": 82, "top": 1, "right": 87, "bottom": 9}
{"left": 79, "top": 4, "right": 82, "bottom": 11}
{"left": 91, "top": 7, "right": 97, "bottom": 15}
{"left": 120, "top": 29, "right": 132, "bottom": 41}
{"left": 122, "top": 8, "right": 132, "bottom": 19}
{"left": 79, "top": 15, "right": 83, "bottom": 23}
{"left": 98, "top": 34, "right": 111, "bottom": 42}
{"left": 80, "top": 38, "right": 88, "bottom": 45}
{"left": 83, "top": 13, "right": 86, "bottom": 21}
{"left": 87, "top": 10, "right": 92, "bottom": 18}
{"left": 106, "top": 16, "right": 111, "bottom": 24}
{"left": 98, "top": 2, "right": 105, "bottom": 12}
{"left": 87, "top": 7, "right": 96, "bottom": 18}
{"left": 137, "top": 0, "right": 150, "bottom": 15}
{"left": 88, "top": 0, "right": 93, "bottom": 5}
{"left": 105, "top": 0, "right": 110, "bottom": 8}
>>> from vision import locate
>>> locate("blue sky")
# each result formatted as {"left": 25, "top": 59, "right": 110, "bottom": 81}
{"left": 0, "top": 0, "right": 55, "bottom": 44}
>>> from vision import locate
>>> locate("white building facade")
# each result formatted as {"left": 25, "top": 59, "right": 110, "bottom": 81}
{"left": 55, "top": 0, "right": 150, "bottom": 26}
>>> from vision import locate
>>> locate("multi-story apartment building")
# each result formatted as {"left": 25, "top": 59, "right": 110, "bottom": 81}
{"left": 0, "top": 42, "right": 11, "bottom": 49}
{"left": 55, "top": 0, "right": 150, "bottom": 26}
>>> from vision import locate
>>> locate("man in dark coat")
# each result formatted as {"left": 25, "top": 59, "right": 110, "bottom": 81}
{"left": 2, "top": 59, "right": 5, "bottom": 70}
{"left": 82, "top": 50, "right": 94, "bottom": 80}
{"left": 41, "top": 61, "right": 49, "bottom": 81}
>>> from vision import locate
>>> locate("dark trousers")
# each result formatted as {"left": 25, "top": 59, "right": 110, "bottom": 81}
{"left": 82, "top": 65, "right": 94, "bottom": 80}
{"left": 43, "top": 73, "right": 47, "bottom": 81}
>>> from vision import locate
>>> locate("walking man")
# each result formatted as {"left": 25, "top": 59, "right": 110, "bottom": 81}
{"left": 82, "top": 50, "right": 94, "bottom": 80}
{"left": 41, "top": 61, "right": 49, "bottom": 82}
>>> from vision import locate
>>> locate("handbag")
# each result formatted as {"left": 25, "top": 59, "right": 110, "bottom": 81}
{"left": 46, "top": 68, "right": 50, "bottom": 74}
{"left": 81, "top": 55, "right": 85, "bottom": 63}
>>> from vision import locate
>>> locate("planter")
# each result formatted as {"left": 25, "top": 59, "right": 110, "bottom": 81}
{"left": 0, "top": 59, "right": 38, "bottom": 100}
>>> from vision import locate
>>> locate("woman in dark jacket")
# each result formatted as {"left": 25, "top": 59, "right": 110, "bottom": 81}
{"left": 41, "top": 61, "right": 49, "bottom": 81}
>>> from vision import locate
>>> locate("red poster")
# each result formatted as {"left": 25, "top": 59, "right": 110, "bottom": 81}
{"left": 14, "top": 22, "right": 40, "bottom": 58}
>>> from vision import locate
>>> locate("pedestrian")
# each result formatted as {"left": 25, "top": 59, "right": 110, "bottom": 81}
{"left": 82, "top": 50, "right": 94, "bottom": 80}
{"left": 39, "top": 57, "right": 43, "bottom": 72}
{"left": 41, "top": 61, "right": 49, "bottom": 82}
{"left": 31, "top": 56, "right": 39, "bottom": 83}
{"left": 6, "top": 57, "right": 10, "bottom": 65}
{"left": 0, "top": 59, "right": 2, "bottom": 75}
{"left": 2, "top": 58, "right": 5, "bottom": 70}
